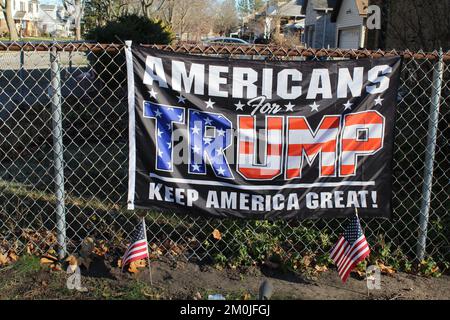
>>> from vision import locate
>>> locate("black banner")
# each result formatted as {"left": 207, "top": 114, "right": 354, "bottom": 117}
{"left": 126, "top": 45, "right": 401, "bottom": 219}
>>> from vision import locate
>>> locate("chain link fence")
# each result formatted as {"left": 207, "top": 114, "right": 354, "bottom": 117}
{"left": 0, "top": 42, "right": 448, "bottom": 266}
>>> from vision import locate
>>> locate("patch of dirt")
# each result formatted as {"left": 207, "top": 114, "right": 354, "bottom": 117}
{"left": 1, "top": 256, "right": 449, "bottom": 300}
{"left": 130, "top": 257, "right": 450, "bottom": 300}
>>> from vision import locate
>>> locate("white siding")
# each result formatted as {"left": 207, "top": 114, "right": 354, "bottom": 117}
{"left": 336, "top": 0, "right": 364, "bottom": 28}
{"left": 335, "top": 0, "right": 365, "bottom": 48}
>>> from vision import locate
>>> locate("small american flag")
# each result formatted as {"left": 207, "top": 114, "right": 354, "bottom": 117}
{"left": 330, "top": 214, "right": 370, "bottom": 283}
{"left": 122, "top": 218, "right": 149, "bottom": 270}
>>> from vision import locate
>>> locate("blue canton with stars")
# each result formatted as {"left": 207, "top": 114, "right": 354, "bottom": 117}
{"left": 143, "top": 101, "right": 184, "bottom": 171}
{"left": 343, "top": 215, "right": 364, "bottom": 244}
{"left": 189, "top": 109, "right": 233, "bottom": 179}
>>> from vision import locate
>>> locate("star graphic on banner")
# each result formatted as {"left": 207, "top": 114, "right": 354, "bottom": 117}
{"left": 205, "top": 99, "right": 215, "bottom": 109}
{"left": 158, "top": 150, "right": 164, "bottom": 158}
{"left": 149, "top": 88, "right": 158, "bottom": 99}
{"left": 154, "top": 109, "right": 162, "bottom": 118}
{"left": 285, "top": 102, "right": 295, "bottom": 112}
{"left": 343, "top": 100, "right": 353, "bottom": 111}
{"left": 192, "top": 145, "right": 201, "bottom": 154}
{"left": 191, "top": 164, "right": 201, "bottom": 172}
{"left": 235, "top": 101, "right": 245, "bottom": 111}
{"left": 166, "top": 123, "right": 172, "bottom": 130}
{"left": 375, "top": 96, "right": 384, "bottom": 106}
{"left": 157, "top": 128, "right": 163, "bottom": 138}
{"left": 167, "top": 107, "right": 174, "bottom": 111}
{"left": 166, "top": 162, "right": 172, "bottom": 169}
{"left": 177, "top": 94, "right": 186, "bottom": 103}
{"left": 217, "top": 128, "right": 225, "bottom": 136}
{"left": 309, "top": 101, "right": 320, "bottom": 112}
{"left": 216, "top": 147, "right": 224, "bottom": 155}
{"left": 217, "top": 166, "right": 225, "bottom": 175}
{"left": 166, "top": 142, "right": 172, "bottom": 149}
{"left": 205, "top": 117, "right": 213, "bottom": 125}
{"left": 178, "top": 114, "right": 183, "bottom": 122}
{"left": 204, "top": 137, "right": 212, "bottom": 145}
{"left": 191, "top": 125, "right": 200, "bottom": 135}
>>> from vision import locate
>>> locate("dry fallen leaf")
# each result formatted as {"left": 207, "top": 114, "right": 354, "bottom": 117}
{"left": 0, "top": 253, "right": 8, "bottom": 266}
{"left": 212, "top": 229, "right": 222, "bottom": 240}
{"left": 242, "top": 293, "right": 252, "bottom": 300}
{"left": 314, "top": 265, "right": 328, "bottom": 273}
{"left": 8, "top": 252, "right": 18, "bottom": 262}
{"left": 302, "top": 255, "right": 313, "bottom": 267}
{"left": 128, "top": 261, "right": 140, "bottom": 273}
{"left": 50, "top": 263, "right": 62, "bottom": 272}
{"left": 40, "top": 257, "right": 56, "bottom": 265}
{"left": 93, "top": 242, "right": 109, "bottom": 256}
{"left": 377, "top": 261, "right": 395, "bottom": 275}
{"left": 355, "top": 269, "right": 365, "bottom": 277}
{"left": 26, "top": 243, "right": 34, "bottom": 255}
{"left": 135, "top": 259, "right": 146, "bottom": 268}
{"left": 128, "top": 259, "right": 146, "bottom": 273}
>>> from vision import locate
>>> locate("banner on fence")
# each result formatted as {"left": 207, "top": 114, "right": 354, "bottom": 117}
{"left": 126, "top": 45, "right": 401, "bottom": 219}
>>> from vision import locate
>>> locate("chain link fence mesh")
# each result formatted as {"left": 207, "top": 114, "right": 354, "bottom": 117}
{"left": 0, "top": 42, "right": 448, "bottom": 265}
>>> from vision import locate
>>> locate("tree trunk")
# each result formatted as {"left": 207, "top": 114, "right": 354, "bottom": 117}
{"left": 74, "top": 0, "right": 82, "bottom": 40}
{"left": 4, "top": 0, "right": 19, "bottom": 40}
{"left": 75, "top": 18, "right": 81, "bottom": 40}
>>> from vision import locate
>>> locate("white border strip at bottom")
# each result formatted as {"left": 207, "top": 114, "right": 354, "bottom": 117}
{"left": 149, "top": 173, "right": 375, "bottom": 191}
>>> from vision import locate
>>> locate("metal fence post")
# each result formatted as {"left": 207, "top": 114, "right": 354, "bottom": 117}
{"left": 19, "top": 49, "right": 25, "bottom": 98}
{"left": 417, "top": 49, "right": 444, "bottom": 261}
{"left": 50, "top": 45, "right": 67, "bottom": 260}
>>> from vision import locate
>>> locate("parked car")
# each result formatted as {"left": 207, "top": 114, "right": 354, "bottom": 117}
{"left": 203, "top": 37, "right": 250, "bottom": 45}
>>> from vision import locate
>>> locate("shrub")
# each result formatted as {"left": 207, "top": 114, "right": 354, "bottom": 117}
{"left": 85, "top": 14, "right": 174, "bottom": 46}
{"left": 84, "top": 14, "right": 174, "bottom": 86}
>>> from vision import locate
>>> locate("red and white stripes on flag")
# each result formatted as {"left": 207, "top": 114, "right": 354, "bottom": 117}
{"left": 238, "top": 116, "right": 283, "bottom": 180}
{"left": 340, "top": 111, "right": 384, "bottom": 176}
{"left": 286, "top": 116, "right": 340, "bottom": 179}
{"left": 330, "top": 214, "right": 370, "bottom": 283}
{"left": 121, "top": 218, "right": 149, "bottom": 270}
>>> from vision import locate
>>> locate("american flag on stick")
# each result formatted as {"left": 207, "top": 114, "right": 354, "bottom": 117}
{"left": 121, "top": 217, "right": 149, "bottom": 271}
{"left": 330, "top": 211, "right": 370, "bottom": 283}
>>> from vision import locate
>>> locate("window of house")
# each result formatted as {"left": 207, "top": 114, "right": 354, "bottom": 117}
{"left": 29, "top": 3, "right": 33, "bottom": 13}
{"left": 20, "top": 2, "right": 26, "bottom": 11}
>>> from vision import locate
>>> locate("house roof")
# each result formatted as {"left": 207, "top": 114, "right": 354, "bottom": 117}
{"left": 40, "top": 4, "right": 56, "bottom": 11}
{"left": 330, "top": 0, "right": 368, "bottom": 22}
{"left": 301, "top": 0, "right": 337, "bottom": 14}
{"left": 243, "top": 0, "right": 304, "bottom": 24}
{"left": 276, "top": 0, "right": 304, "bottom": 17}
{"left": 13, "top": 11, "right": 26, "bottom": 20}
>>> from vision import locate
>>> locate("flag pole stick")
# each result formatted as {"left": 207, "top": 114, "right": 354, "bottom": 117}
{"left": 142, "top": 216, "right": 153, "bottom": 286}
{"left": 356, "top": 207, "right": 370, "bottom": 297}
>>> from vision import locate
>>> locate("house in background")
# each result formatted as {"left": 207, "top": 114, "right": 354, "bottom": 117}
{"left": 0, "top": 0, "right": 39, "bottom": 37}
{"left": 240, "top": 0, "right": 305, "bottom": 43}
{"left": 302, "top": 0, "right": 337, "bottom": 48}
{"left": 331, "top": 0, "right": 368, "bottom": 49}
{"left": 38, "top": 4, "right": 74, "bottom": 37}
{"left": 266, "top": 0, "right": 305, "bottom": 41}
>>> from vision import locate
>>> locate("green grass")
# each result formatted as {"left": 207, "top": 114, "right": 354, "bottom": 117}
{"left": 11, "top": 255, "right": 41, "bottom": 275}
